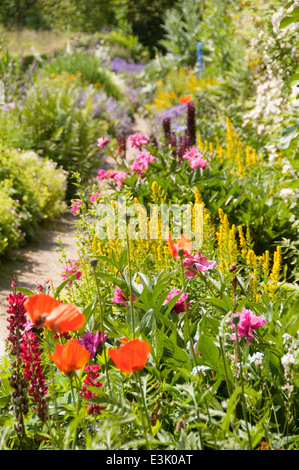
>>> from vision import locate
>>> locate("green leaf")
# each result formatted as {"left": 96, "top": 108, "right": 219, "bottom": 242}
{"left": 140, "top": 308, "right": 156, "bottom": 335}
{"left": 197, "top": 335, "right": 219, "bottom": 368}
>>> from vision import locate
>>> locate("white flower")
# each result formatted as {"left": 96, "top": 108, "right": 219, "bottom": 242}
{"left": 281, "top": 353, "right": 296, "bottom": 367}
{"left": 192, "top": 365, "right": 210, "bottom": 376}
{"left": 249, "top": 352, "right": 264, "bottom": 367}
{"left": 279, "top": 188, "right": 294, "bottom": 199}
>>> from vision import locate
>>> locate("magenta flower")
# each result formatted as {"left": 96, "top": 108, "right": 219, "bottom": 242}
{"left": 130, "top": 151, "right": 155, "bottom": 176}
{"left": 71, "top": 201, "right": 84, "bottom": 216}
{"left": 61, "top": 259, "right": 82, "bottom": 285}
{"left": 20, "top": 329, "right": 49, "bottom": 422}
{"left": 163, "top": 288, "right": 191, "bottom": 314}
{"left": 79, "top": 331, "right": 108, "bottom": 359}
{"left": 128, "top": 132, "right": 149, "bottom": 151}
{"left": 97, "top": 169, "right": 110, "bottom": 181}
{"left": 109, "top": 170, "right": 127, "bottom": 187}
{"left": 97, "top": 169, "right": 127, "bottom": 187}
{"left": 97, "top": 137, "right": 109, "bottom": 149}
{"left": 182, "top": 147, "right": 208, "bottom": 171}
{"left": 112, "top": 285, "right": 136, "bottom": 306}
{"left": 80, "top": 364, "right": 104, "bottom": 415}
{"left": 89, "top": 192, "right": 101, "bottom": 204}
{"left": 230, "top": 308, "right": 267, "bottom": 345}
{"left": 183, "top": 252, "right": 216, "bottom": 278}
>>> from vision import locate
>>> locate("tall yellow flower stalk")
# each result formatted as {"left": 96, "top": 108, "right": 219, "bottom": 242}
{"left": 268, "top": 245, "right": 282, "bottom": 296}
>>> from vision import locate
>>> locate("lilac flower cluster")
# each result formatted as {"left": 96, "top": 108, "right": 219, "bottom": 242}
{"left": 109, "top": 57, "right": 145, "bottom": 76}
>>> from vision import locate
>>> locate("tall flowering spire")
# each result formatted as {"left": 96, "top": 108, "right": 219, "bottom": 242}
{"left": 20, "top": 329, "right": 49, "bottom": 422}
{"left": 6, "top": 283, "right": 29, "bottom": 441}
{"left": 186, "top": 101, "right": 196, "bottom": 147}
{"left": 162, "top": 117, "right": 171, "bottom": 146}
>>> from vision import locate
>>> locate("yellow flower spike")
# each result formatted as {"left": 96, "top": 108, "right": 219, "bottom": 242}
{"left": 237, "top": 150, "right": 244, "bottom": 176}
{"left": 228, "top": 224, "right": 237, "bottom": 265}
{"left": 246, "top": 249, "right": 257, "bottom": 267}
{"left": 151, "top": 181, "right": 158, "bottom": 203}
{"left": 194, "top": 187, "right": 202, "bottom": 205}
{"left": 238, "top": 225, "right": 247, "bottom": 257}
{"left": 198, "top": 134, "right": 204, "bottom": 151}
{"left": 246, "top": 146, "right": 251, "bottom": 166}
{"left": 263, "top": 250, "right": 270, "bottom": 274}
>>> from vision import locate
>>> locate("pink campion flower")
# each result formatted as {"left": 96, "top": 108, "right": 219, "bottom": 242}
{"left": 183, "top": 252, "right": 216, "bottom": 278}
{"left": 163, "top": 288, "right": 191, "bottom": 314}
{"left": 61, "top": 259, "right": 82, "bottom": 285}
{"left": 182, "top": 147, "right": 208, "bottom": 171}
{"left": 89, "top": 192, "right": 101, "bottom": 204}
{"left": 128, "top": 132, "right": 149, "bottom": 151}
{"left": 112, "top": 285, "right": 137, "bottom": 306}
{"left": 130, "top": 151, "right": 155, "bottom": 176}
{"left": 109, "top": 170, "right": 127, "bottom": 187}
{"left": 71, "top": 201, "right": 84, "bottom": 216}
{"left": 97, "top": 169, "right": 127, "bottom": 186}
{"left": 230, "top": 307, "right": 267, "bottom": 345}
{"left": 97, "top": 169, "right": 110, "bottom": 181}
{"left": 97, "top": 137, "right": 109, "bottom": 149}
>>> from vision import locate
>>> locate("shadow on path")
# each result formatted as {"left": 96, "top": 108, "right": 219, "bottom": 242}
{"left": 0, "top": 212, "right": 78, "bottom": 356}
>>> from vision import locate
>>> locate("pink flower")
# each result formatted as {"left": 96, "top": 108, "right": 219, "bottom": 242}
{"left": 97, "top": 169, "right": 110, "bottom": 181}
{"left": 130, "top": 151, "right": 155, "bottom": 176}
{"left": 109, "top": 171, "right": 127, "bottom": 187}
{"left": 163, "top": 288, "right": 191, "bottom": 314}
{"left": 97, "top": 169, "right": 127, "bottom": 187}
{"left": 89, "top": 192, "right": 101, "bottom": 204}
{"left": 97, "top": 137, "right": 109, "bottom": 149}
{"left": 79, "top": 331, "right": 108, "bottom": 359}
{"left": 183, "top": 252, "right": 216, "bottom": 278}
{"left": 230, "top": 308, "right": 267, "bottom": 345}
{"left": 71, "top": 201, "right": 84, "bottom": 216}
{"left": 128, "top": 132, "right": 149, "bottom": 151}
{"left": 61, "top": 259, "right": 82, "bottom": 285}
{"left": 112, "top": 285, "right": 137, "bottom": 306}
{"left": 80, "top": 364, "right": 104, "bottom": 415}
{"left": 182, "top": 147, "right": 208, "bottom": 171}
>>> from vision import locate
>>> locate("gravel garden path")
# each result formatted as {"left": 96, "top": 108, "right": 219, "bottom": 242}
{"left": 0, "top": 213, "right": 78, "bottom": 357}
{"left": 0, "top": 114, "right": 150, "bottom": 358}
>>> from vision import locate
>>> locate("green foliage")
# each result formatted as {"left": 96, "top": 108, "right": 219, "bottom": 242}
{"left": 0, "top": 146, "right": 66, "bottom": 256}
{"left": 40, "top": 52, "right": 127, "bottom": 100}
{"left": 18, "top": 75, "right": 105, "bottom": 199}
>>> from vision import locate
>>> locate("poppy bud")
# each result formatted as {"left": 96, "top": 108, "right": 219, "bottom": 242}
{"left": 90, "top": 257, "right": 98, "bottom": 268}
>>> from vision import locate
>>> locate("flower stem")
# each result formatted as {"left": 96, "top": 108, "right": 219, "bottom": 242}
{"left": 134, "top": 372, "right": 152, "bottom": 447}
{"left": 126, "top": 230, "right": 135, "bottom": 337}
{"left": 234, "top": 329, "right": 252, "bottom": 450}
{"left": 91, "top": 263, "right": 112, "bottom": 398}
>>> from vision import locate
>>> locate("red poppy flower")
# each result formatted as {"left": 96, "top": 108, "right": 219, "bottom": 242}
{"left": 178, "top": 95, "right": 192, "bottom": 103}
{"left": 167, "top": 233, "right": 193, "bottom": 259}
{"left": 108, "top": 338, "right": 151, "bottom": 374}
{"left": 50, "top": 338, "right": 90, "bottom": 375}
{"left": 24, "top": 293, "right": 85, "bottom": 334}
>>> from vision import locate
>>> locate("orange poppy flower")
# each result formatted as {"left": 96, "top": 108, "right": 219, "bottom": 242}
{"left": 167, "top": 233, "right": 193, "bottom": 259}
{"left": 108, "top": 338, "right": 151, "bottom": 374}
{"left": 178, "top": 95, "right": 192, "bottom": 103}
{"left": 50, "top": 338, "right": 90, "bottom": 375}
{"left": 24, "top": 293, "right": 85, "bottom": 334}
